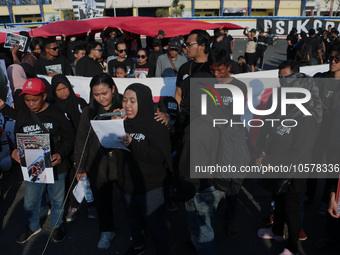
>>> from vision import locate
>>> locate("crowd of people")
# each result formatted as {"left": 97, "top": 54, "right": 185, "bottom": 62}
{"left": 0, "top": 25, "right": 339, "bottom": 255}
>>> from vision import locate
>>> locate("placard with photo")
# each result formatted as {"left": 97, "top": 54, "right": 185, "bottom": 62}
{"left": 4, "top": 33, "right": 28, "bottom": 52}
{"left": 16, "top": 133, "right": 54, "bottom": 183}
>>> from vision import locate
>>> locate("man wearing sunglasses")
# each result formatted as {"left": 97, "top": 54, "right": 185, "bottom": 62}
{"left": 76, "top": 41, "right": 104, "bottom": 77}
{"left": 34, "top": 37, "right": 73, "bottom": 77}
{"left": 155, "top": 38, "right": 187, "bottom": 77}
{"left": 107, "top": 42, "right": 134, "bottom": 77}
{"left": 100, "top": 26, "right": 125, "bottom": 58}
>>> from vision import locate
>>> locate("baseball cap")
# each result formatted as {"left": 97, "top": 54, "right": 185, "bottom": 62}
{"left": 259, "top": 29, "right": 264, "bottom": 34}
{"left": 250, "top": 28, "right": 256, "bottom": 33}
{"left": 19, "top": 78, "right": 46, "bottom": 96}
{"left": 169, "top": 38, "right": 181, "bottom": 51}
{"left": 153, "top": 40, "right": 161, "bottom": 47}
{"left": 158, "top": 30, "right": 166, "bottom": 36}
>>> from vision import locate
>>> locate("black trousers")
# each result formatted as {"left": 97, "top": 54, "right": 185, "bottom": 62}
{"left": 92, "top": 180, "right": 116, "bottom": 232}
{"left": 272, "top": 179, "right": 306, "bottom": 254}
{"left": 256, "top": 49, "right": 266, "bottom": 69}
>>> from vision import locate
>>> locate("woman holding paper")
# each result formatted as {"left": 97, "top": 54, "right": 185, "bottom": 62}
{"left": 117, "top": 83, "right": 172, "bottom": 255}
{"left": 73, "top": 73, "right": 121, "bottom": 250}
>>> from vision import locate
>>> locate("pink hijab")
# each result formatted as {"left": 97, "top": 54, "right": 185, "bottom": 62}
{"left": 7, "top": 64, "right": 27, "bottom": 92}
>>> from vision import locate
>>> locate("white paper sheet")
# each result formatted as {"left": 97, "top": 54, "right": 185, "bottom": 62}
{"left": 90, "top": 119, "right": 130, "bottom": 151}
{"left": 73, "top": 181, "right": 86, "bottom": 204}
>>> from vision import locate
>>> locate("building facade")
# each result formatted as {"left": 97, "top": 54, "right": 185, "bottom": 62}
{"left": 1, "top": 0, "right": 339, "bottom": 25}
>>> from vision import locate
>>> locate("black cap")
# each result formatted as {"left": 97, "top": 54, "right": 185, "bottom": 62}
{"left": 169, "top": 38, "right": 181, "bottom": 51}
{"left": 259, "top": 29, "right": 264, "bottom": 34}
{"left": 250, "top": 28, "right": 256, "bottom": 33}
{"left": 153, "top": 40, "right": 161, "bottom": 47}
{"left": 158, "top": 30, "right": 166, "bottom": 36}
{"left": 215, "top": 31, "right": 224, "bottom": 37}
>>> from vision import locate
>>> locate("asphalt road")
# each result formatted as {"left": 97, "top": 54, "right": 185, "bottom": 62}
{"left": 232, "top": 38, "right": 288, "bottom": 71}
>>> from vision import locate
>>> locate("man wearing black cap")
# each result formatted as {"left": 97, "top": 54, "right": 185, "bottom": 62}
{"left": 155, "top": 38, "right": 188, "bottom": 77}
{"left": 149, "top": 40, "right": 163, "bottom": 67}
{"left": 243, "top": 27, "right": 257, "bottom": 72}
{"left": 153, "top": 30, "right": 166, "bottom": 51}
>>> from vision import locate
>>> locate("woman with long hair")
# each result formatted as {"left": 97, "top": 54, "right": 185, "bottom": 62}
{"left": 73, "top": 73, "right": 121, "bottom": 250}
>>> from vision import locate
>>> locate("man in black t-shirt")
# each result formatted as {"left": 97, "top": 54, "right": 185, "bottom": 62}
{"left": 34, "top": 37, "right": 73, "bottom": 76}
{"left": 208, "top": 47, "right": 247, "bottom": 120}
{"left": 76, "top": 41, "right": 104, "bottom": 77}
{"left": 256, "top": 30, "right": 268, "bottom": 70}
{"left": 175, "top": 29, "right": 210, "bottom": 106}
{"left": 9, "top": 78, "right": 74, "bottom": 244}
{"left": 306, "top": 28, "right": 323, "bottom": 66}
{"left": 107, "top": 42, "right": 135, "bottom": 77}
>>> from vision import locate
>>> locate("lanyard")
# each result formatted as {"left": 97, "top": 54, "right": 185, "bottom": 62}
{"left": 167, "top": 54, "right": 177, "bottom": 71}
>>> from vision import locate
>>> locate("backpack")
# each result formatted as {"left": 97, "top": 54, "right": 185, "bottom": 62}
{"left": 198, "top": 115, "right": 251, "bottom": 195}
{"left": 300, "top": 39, "right": 313, "bottom": 62}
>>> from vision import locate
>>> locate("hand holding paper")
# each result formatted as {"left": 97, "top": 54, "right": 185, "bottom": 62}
{"left": 90, "top": 119, "right": 130, "bottom": 151}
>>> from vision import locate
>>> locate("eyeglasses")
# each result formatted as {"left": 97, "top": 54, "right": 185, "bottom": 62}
{"left": 185, "top": 42, "right": 198, "bottom": 48}
{"left": 117, "top": 49, "right": 127, "bottom": 53}
{"left": 49, "top": 47, "right": 59, "bottom": 51}
{"left": 110, "top": 33, "right": 116, "bottom": 36}
{"left": 137, "top": 55, "right": 146, "bottom": 59}
{"left": 93, "top": 48, "right": 102, "bottom": 52}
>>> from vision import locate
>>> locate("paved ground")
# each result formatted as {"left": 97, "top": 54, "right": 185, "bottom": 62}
{"left": 232, "top": 37, "right": 288, "bottom": 71}
{"left": 1, "top": 163, "right": 339, "bottom": 255}
{"left": 1, "top": 39, "right": 339, "bottom": 255}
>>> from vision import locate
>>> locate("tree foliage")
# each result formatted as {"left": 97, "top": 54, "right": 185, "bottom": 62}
{"left": 156, "top": 8, "right": 169, "bottom": 17}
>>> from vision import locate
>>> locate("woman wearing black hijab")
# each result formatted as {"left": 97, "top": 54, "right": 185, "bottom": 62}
{"left": 51, "top": 74, "right": 91, "bottom": 222}
{"left": 117, "top": 83, "right": 171, "bottom": 255}
{"left": 51, "top": 74, "right": 87, "bottom": 131}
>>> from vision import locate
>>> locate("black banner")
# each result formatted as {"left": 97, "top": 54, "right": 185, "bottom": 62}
{"left": 257, "top": 18, "right": 340, "bottom": 35}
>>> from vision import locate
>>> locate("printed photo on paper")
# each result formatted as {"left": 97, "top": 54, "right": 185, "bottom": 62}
{"left": 16, "top": 133, "right": 54, "bottom": 183}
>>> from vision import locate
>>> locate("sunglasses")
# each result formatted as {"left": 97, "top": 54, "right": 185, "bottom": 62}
{"left": 117, "top": 49, "right": 127, "bottom": 53}
{"left": 331, "top": 56, "right": 340, "bottom": 63}
{"left": 49, "top": 47, "right": 59, "bottom": 51}
{"left": 137, "top": 55, "right": 146, "bottom": 59}
{"left": 93, "top": 48, "right": 102, "bottom": 52}
{"left": 110, "top": 33, "right": 116, "bottom": 36}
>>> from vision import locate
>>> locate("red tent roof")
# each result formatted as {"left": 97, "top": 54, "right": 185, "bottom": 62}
{"left": 0, "top": 17, "right": 244, "bottom": 43}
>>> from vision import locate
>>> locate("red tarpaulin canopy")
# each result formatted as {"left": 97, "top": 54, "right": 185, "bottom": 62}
{"left": 0, "top": 17, "right": 244, "bottom": 43}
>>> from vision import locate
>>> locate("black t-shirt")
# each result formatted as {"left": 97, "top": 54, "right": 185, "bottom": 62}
{"left": 176, "top": 61, "right": 210, "bottom": 88}
{"left": 306, "top": 37, "right": 321, "bottom": 58}
{"left": 75, "top": 55, "right": 103, "bottom": 77}
{"left": 286, "top": 34, "right": 298, "bottom": 48}
{"left": 34, "top": 55, "right": 73, "bottom": 75}
{"left": 108, "top": 58, "right": 135, "bottom": 77}
{"left": 257, "top": 35, "right": 268, "bottom": 51}
{"left": 14, "top": 104, "right": 75, "bottom": 175}
{"left": 135, "top": 62, "right": 155, "bottom": 78}
{"left": 214, "top": 78, "right": 248, "bottom": 121}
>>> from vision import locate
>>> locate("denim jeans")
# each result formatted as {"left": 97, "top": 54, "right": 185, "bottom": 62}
{"left": 121, "top": 187, "right": 169, "bottom": 255}
{"left": 185, "top": 186, "right": 224, "bottom": 255}
{"left": 24, "top": 172, "right": 66, "bottom": 232}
